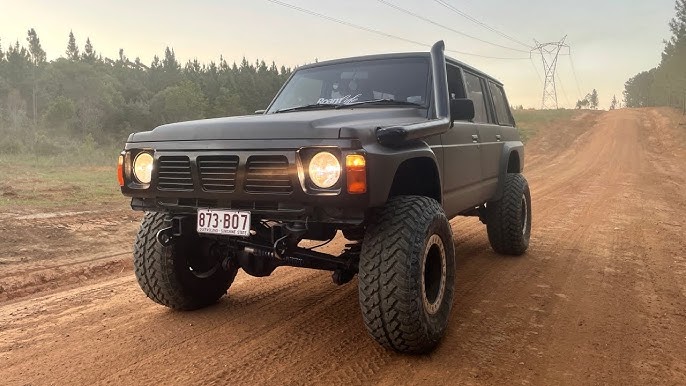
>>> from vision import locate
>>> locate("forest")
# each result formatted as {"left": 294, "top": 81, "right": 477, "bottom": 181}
{"left": 624, "top": 0, "right": 686, "bottom": 109}
{"left": 0, "top": 30, "right": 292, "bottom": 156}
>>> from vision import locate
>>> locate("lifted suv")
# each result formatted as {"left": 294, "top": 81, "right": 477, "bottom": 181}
{"left": 118, "top": 41, "right": 531, "bottom": 354}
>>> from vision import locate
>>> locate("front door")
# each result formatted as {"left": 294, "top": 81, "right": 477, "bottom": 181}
{"left": 440, "top": 123, "right": 482, "bottom": 218}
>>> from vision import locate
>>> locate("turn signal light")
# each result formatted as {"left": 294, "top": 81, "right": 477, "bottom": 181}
{"left": 346, "top": 154, "right": 366, "bottom": 194}
{"left": 117, "top": 154, "right": 125, "bottom": 187}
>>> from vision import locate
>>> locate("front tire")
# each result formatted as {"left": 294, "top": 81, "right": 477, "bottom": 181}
{"left": 486, "top": 173, "right": 532, "bottom": 255}
{"left": 133, "top": 212, "right": 238, "bottom": 310}
{"left": 358, "top": 196, "right": 456, "bottom": 354}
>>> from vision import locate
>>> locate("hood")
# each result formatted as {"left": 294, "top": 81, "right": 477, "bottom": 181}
{"left": 128, "top": 108, "right": 429, "bottom": 142}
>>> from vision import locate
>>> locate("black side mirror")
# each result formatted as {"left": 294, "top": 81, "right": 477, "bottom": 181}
{"left": 450, "top": 98, "right": 475, "bottom": 123}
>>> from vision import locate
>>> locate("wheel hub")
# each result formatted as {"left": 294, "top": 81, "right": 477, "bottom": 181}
{"left": 421, "top": 234, "right": 447, "bottom": 315}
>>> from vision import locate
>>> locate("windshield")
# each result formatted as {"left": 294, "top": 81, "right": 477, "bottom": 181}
{"left": 267, "top": 57, "right": 431, "bottom": 113}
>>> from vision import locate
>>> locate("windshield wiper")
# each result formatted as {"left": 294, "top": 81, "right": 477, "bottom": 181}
{"left": 274, "top": 103, "right": 339, "bottom": 113}
{"left": 336, "top": 99, "right": 425, "bottom": 109}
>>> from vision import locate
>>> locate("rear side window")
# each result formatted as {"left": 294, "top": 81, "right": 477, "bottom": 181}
{"left": 489, "top": 82, "right": 514, "bottom": 126}
{"left": 463, "top": 72, "right": 488, "bottom": 123}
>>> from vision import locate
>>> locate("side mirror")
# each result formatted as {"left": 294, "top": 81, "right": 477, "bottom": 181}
{"left": 450, "top": 98, "right": 475, "bottom": 123}
{"left": 254, "top": 109, "right": 266, "bottom": 115}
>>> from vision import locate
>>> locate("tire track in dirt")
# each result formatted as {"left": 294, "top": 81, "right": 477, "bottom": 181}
{"left": 1, "top": 108, "right": 685, "bottom": 385}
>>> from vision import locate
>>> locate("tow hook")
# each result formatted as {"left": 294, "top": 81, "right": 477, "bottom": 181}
{"left": 156, "top": 217, "right": 184, "bottom": 246}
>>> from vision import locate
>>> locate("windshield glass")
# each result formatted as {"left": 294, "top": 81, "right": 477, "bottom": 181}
{"left": 267, "top": 57, "right": 431, "bottom": 113}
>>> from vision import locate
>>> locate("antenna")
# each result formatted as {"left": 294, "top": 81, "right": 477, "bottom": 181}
{"left": 532, "top": 36, "right": 569, "bottom": 109}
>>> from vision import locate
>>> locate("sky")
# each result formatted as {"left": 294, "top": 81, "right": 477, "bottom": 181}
{"left": 0, "top": 0, "right": 678, "bottom": 109}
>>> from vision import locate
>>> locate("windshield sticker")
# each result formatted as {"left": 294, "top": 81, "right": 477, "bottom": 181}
{"left": 318, "top": 94, "right": 362, "bottom": 105}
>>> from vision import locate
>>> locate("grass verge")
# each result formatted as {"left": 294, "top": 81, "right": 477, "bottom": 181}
{"left": 0, "top": 153, "right": 124, "bottom": 211}
{"left": 513, "top": 109, "right": 577, "bottom": 142}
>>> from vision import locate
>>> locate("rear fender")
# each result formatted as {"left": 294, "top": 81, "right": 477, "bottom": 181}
{"left": 493, "top": 141, "right": 524, "bottom": 201}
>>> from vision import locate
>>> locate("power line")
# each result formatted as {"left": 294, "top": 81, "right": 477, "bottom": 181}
{"left": 529, "top": 56, "right": 543, "bottom": 86}
{"left": 557, "top": 74, "right": 571, "bottom": 107}
{"left": 432, "top": 0, "right": 532, "bottom": 49}
{"left": 376, "top": 0, "right": 530, "bottom": 54}
{"left": 568, "top": 50, "right": 583, "bottom": 99}
{"left": 263, "top": 0, "right": 529, "bottom": 60}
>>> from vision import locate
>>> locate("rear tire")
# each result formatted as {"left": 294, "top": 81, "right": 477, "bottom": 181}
{"left": 133, "top": 212, "right": 238, "bottom": 310}
{"left": 358, "top": 196, "right": 456, "bottom": 354}
{"left": 486, "top": 173, "right": 532, "bottom": 255}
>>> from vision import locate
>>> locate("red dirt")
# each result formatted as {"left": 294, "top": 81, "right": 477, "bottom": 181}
{"left": 1, "top": 108, "right": 684, "bottom": 385}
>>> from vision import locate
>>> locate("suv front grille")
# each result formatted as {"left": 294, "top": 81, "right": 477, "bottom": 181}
{"left": 245, "top": 155, "right": 293, "bottom": 194}
{"left": 157, "top": 156, "right": 194, "bottom": 191}
{"left": 197, "top": 155, "right": 239, "bottom": 192}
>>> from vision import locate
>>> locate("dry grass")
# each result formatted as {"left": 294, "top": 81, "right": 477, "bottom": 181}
{"left": 0, "top": 154, "right": 124, "bottom": 211}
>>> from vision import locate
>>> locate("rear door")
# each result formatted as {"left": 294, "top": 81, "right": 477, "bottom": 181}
{"left": 464, "top": 72, "right": 503, "bottom": 199}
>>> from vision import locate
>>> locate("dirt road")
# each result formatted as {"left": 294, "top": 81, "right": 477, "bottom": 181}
{"left": 1, "top": 108, "right": 685, "bottom": 385}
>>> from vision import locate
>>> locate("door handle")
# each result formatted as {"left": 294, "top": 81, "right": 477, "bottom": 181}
{"left": 496, "top": 134, "right": 501, "bottom": 141}
{"left": 471, "top": 134, "right": 479, "bottom": 143}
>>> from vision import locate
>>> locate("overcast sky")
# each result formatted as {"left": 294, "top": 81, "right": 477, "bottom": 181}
{"left": 0, "top": 0, "right": 677, "bottom": 109}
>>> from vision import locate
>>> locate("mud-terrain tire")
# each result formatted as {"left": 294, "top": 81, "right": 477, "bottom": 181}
{"left": 358, "top": 195, "right": 456, "bottom": 354}
{"left": 486, "top": 173, "right": 532, "bottom": 255}
{"left": 133, "top": 212, "right": 237, "bottom": 310}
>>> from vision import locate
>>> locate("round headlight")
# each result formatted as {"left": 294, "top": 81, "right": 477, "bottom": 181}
{"left": 133, "top": 152, "right": 154, "bottom": 184}
{"left": 308, "top": 152, "right": 341, "bottom": 189}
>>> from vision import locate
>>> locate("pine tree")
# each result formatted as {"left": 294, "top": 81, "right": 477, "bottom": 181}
{"left": 589, "top": 89, "right": 599, "bottom": 109}
{"left": 667, "top": 0, "right": 686, "bottom": 44}
{"left": 150, "top": 55, "right": 161, "bottom": 70}
{"left": 162, "top": 47, "right": 179, "bottom": 72}
{"left": 25, "top": 28, "right": 46, "bottom": 127}
{"left": 66, "top": 31, "right": 79, "bottom": 60}
{"left": 82, "top": 37, "right": 96, "bottom": 63}
{"left": 26, "top": 28, "right": 46, "bottom": 64}
{"left": 610, "top": 95, "right": 618, "bottom": 110}
{"left": 117, "top": 48, "right": 128, "bottom": 66}
{"left": 0, "top": 38, "right": 4, "bottom": 62}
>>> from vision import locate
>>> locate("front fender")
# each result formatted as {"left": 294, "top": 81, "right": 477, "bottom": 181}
{"left": 364, "top": 140, "right": 440, "bottom": 207}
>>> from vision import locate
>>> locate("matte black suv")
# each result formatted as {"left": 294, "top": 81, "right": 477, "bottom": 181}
{"left": 118, "top": 41, "right": 531, "bottom": 354}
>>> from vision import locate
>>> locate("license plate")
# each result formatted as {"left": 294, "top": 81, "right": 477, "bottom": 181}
{"left": 197, "top": 209, "right": 251, "bottom": 236}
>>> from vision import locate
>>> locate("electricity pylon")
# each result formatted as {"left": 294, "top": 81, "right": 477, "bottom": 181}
{"left": 532, "top": 36, "right": 569, "bottom": 110}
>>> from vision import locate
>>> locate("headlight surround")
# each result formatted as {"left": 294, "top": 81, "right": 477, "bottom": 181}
{"left": 308, "top": 151, "right": 341, "bottom": 189}
{"left": 132, "top": 152, "right": 154, "bottom": 184}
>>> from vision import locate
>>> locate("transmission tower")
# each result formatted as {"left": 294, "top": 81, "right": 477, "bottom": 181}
{"left": 532, "top": 36, "right": 569, "bottom": 109}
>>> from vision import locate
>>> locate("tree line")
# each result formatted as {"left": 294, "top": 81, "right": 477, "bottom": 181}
{"left": 624, "top": 0, "right": 686, "bottom": 109}
{"left": 575, "top": 89, "right": 599, "bottom": 110}
{"left": 0, "top": 29, "right": 292, "bottom": 155}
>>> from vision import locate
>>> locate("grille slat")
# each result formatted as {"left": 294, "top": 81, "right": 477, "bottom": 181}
{"left": 198, "top": 155, "right": 239, "bottom": 192}
{"left": 157, "top": 156, "right": 193, "bottom": 191}
{"left": 159, "top": 168, "right": 190, "bottom": 173}
{"left": 245, "top": 156, "right": 292, "bottom": 194}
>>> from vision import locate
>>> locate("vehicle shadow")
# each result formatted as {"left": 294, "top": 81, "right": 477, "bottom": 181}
{"left": 146, "top": 222, "right": 535, "bottom": 373}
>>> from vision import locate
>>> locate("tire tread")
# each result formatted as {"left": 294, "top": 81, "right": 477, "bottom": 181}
{"left": 358, "top": 196, "right": 454, "bottom": 354}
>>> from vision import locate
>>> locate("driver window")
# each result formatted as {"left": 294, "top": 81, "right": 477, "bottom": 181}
{"left": 280, "top": 76, "right": 323, "bottom": 107}
{"left": 463, "top": 72, "right": 488, "bottom": 123}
